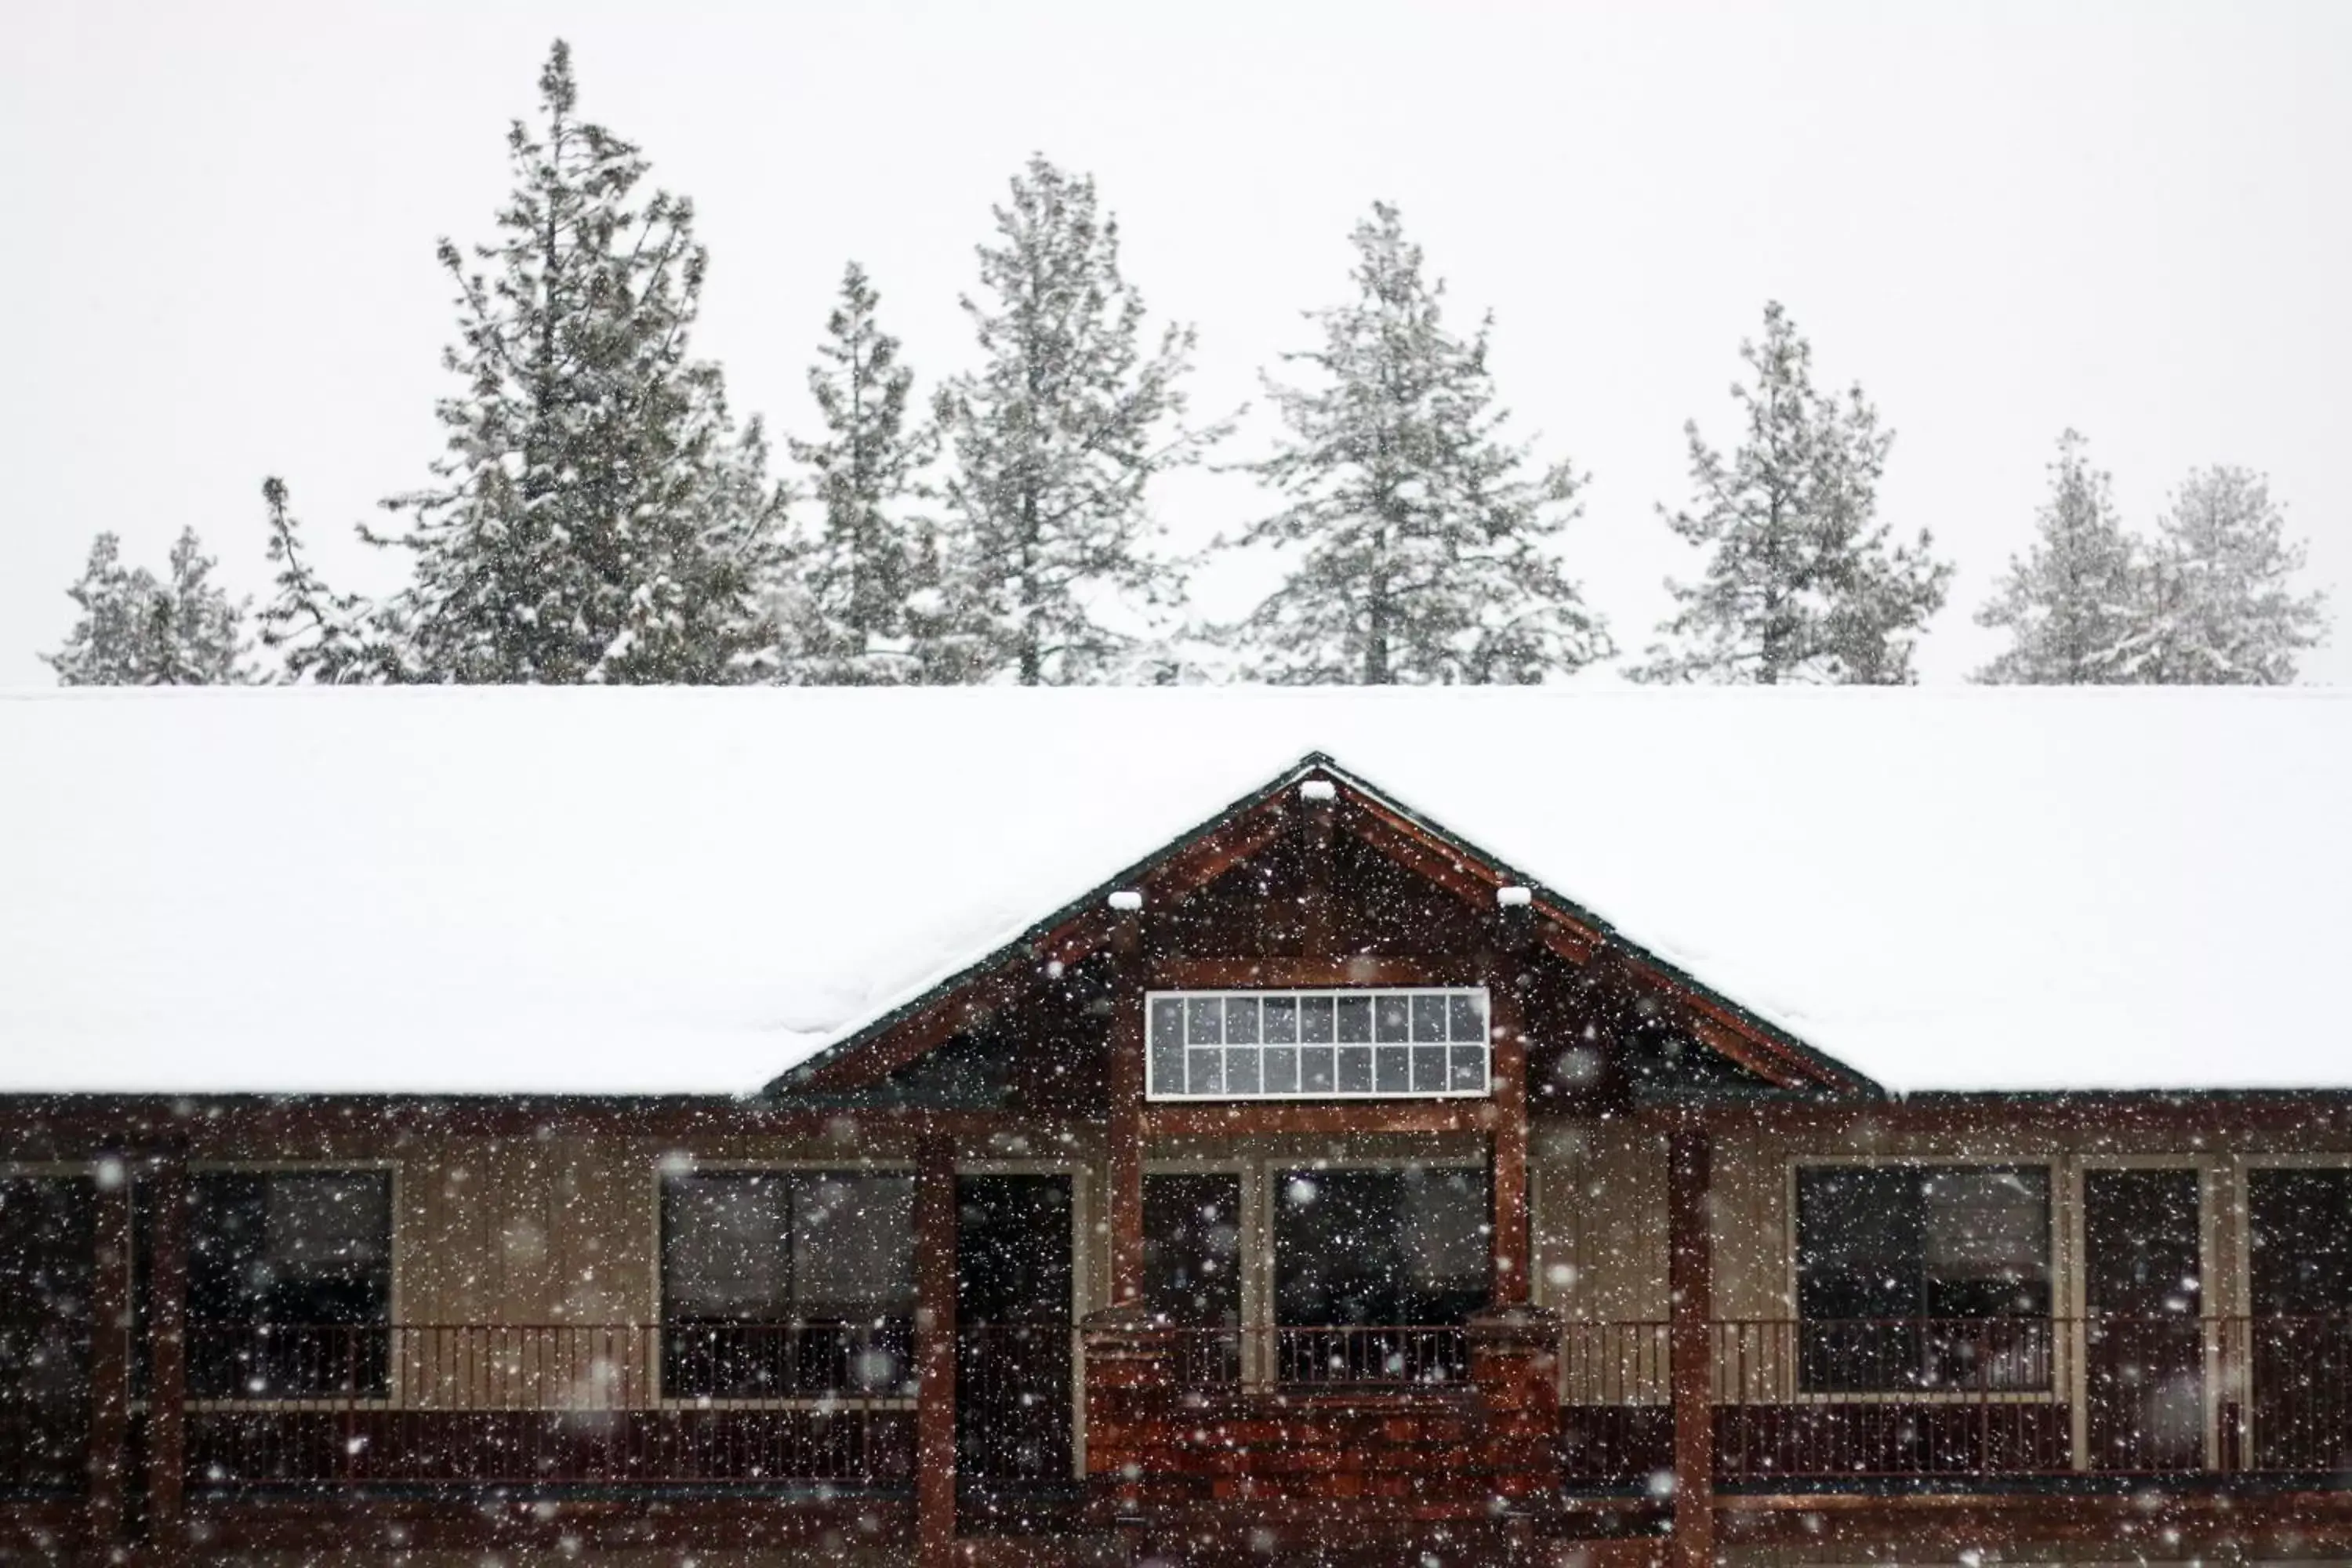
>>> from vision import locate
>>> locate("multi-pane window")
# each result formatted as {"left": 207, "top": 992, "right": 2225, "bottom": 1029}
{"left": 188, "top": 1171, "right": 393, "bottom": 1398}
{"left": 660, "top": 1171, "right": 914, "bottom": 1399}
{"left": 1145, "top": 989, "right": 1490, "bottom": 1101}
{"left": 1794, "top": 1165, "right": 2052, "bottom": 1393}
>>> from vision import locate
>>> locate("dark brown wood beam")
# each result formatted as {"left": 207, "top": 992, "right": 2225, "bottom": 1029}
{"left": 84, "top": 1160, "right": 132, "bottom": 1548}
{"left": 145, "top": 1150, "right": 190, "bottom": 1546}
{"left": 1487, "top": 949, "right": 1532, "bottom": 1308}
{"left": 913, "top": 1134, "right": 956, "bottom": 1568}
{"left": 1666, "top": 1129, "right": 1715, "bottom": 1568}
{"left": 1142, "top": 1100, "right": 1490, "bottom": 1139}
{"left": 1106, "top": 917, "right": 1146, "bottom": 1308}
{"left": 1150, "top": 956, "right": 1481, "bottom": 989}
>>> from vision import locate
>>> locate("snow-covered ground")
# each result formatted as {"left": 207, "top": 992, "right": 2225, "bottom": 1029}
{"left": 0, "top": 686, "right": 2343, "bottom": 1098}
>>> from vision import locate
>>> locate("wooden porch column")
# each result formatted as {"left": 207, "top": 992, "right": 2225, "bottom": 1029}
{"left": 144, "top": 1150, "right": 191, "bottom": 1546}
{"left": 914, "top": 1134, "right": 957, "bottom": 1568}
{"left": 1486, "top": 969, "right": 1531, "bottom": 1308}
{"left": 1666, "top": 1128, "right": 1715, "bottom": 1568}
{"left": 1106, "top": 925, "right": 1146, "bottom": 1308}
{"left": 84, "top": 1158, "right": 134, "bottom": 1548}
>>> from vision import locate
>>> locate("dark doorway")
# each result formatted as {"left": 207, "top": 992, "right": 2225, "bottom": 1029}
{"left": 0, "top": 1177, "right": 95, "bottom": 1496}
{"left": 954, "top": 1174, "right": 1075, "bottom": 1525}
{"left": 2084, "top": 1167, "right": 2204, "bottom": 1472}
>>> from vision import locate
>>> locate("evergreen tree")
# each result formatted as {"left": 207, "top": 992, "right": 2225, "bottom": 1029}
{"left": 257, "top": 478, "right": 410, "bottom": 684}
{"left": 325, "top": 40, "right": 783, "bottom": 684}
{"left": 2120, "top": 466, "right": 2328, "bottom": 684}
{"left": 1973, "top": 430, "right": 2140, "bottom": 684}
{"left": 1228, "top": 203, "right": 1609, "bottom": 684}
{"left": 932, "top": 155, "right": 1224, "bottom": 685}
{"left": 45, "top": 529, "right": 251, "bottom": 685}
{"left": 782, "top": 262, "right": 943, "bottom": 684}
{"left": 1636, "top": 302, "right": 1951, "bottom": 684}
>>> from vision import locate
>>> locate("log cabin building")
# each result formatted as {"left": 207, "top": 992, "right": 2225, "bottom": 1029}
{"left": 5, "top": 728, "right": 2352, "bottom": 1567}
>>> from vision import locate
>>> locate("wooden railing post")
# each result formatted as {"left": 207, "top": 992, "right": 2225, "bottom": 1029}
{"left": 914, "top": 1134, "right": 957, "bottom": 1568}
{"left": 1667, "top": 1128, "right": 1715, "bottom": 1568}
{"left": 85, "top": 1156, "right": 134, "bottom": 1549}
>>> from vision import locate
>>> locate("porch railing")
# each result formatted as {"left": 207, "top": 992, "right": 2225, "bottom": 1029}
{"left": 1123, "top": 1323, "right": 1475, "bottom": 1390}
{"left": 181, "top": 1322, "right": 915, "bottom": 1491}
{"left": 1706, "top": 1316, "right": 2352, "bottom": 1483}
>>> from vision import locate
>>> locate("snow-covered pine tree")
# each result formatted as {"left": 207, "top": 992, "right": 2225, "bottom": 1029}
{"left": 1635, "top": 302, "right": 1951, "bottom": 684}
{"left": 45, "top": 528, "right": 252, "bottom": 684}
{"left": 932, "top": 155, "right": 1224, "bottom": 684}
{"left": 1973, "top": 430, "right": 2140, "bottom": 684}
{"left": 257, "top": 478, "right": 414, "bottom": 684}
{"left": 361, "top": 40, "right": 784, "bottom": 684}
{"left": 1228, "top": 202, "right": 1610, "bottom": 684}
{"left": 2119, "top": 466, "right": 2329, "bottom": 684}
{"left": 782, "top": 262, "right": 944, "bottom": 684}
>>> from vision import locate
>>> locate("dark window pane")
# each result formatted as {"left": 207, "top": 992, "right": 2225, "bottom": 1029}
{"left": 1264, "top": 1046, "right": 1300, "bottom": 1094}
{"left": 2251, "top": 1170, "right": 2352, "bottom": 1315}
{"left": 1301, "top": 1047, "right": 1337, "bottom": 1094}
{"left": 793, "top": 1174, "right": 914, "bottom": 1311}
{"left": 1149, "top": 1036, "right": 1185, "bottom": 1096}
{"left": 1374, "top": 996, "right": 1411, "bottom": 1042}
{"left": 1224, "top": 997, "right": 1260, "bottom": 1044}
{"left": 1337, "top": 1046, "right": 1374, "bottom": 1094}
{"left": 1185, "top": 999, "right": 1222, "bottom": 1044}
{"left": 1273, "top": 1167, "right": 1489, "bottom": 1330}
{"left": 1336, "top": 996, "right": 1374, "bottom": 1044}
{"left": 1374, "top": 1046, "right": 1411, "bottom": 1094}
{"left": 1264, "top": 997, "right": 1299, "bottom": 1044}
{"left": 1301, "top": 996, "right": 1336, "bottom": 1044}
{"left": 665, "top": 1174, "right": 792, "bottom": 1320}
{"left": 1449, "top": 993, "right": 1486, "bottom": 1043}
{"left": 1412, "top": 1046, "right": 1448, "bottom": 1093}
{"left": 1411, "top": 996, "right": 1447, "bottom": 1042}
{"left": 1187, "top": 1047, "right": 1224, "bottom": 1096}
{"left": 1450, "top": 1045, "right": 1487, "bottom": 1091}
{"left": 1150, "top": 998, "right": 1184, "bottom": 1047}
{"left": 1225, "top": 1047, "right": 1261, "bottom": 1096}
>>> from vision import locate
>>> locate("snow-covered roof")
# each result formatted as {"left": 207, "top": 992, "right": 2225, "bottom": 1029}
{"left": 0, "top": 686, "right": 2343, "bottom": 1098}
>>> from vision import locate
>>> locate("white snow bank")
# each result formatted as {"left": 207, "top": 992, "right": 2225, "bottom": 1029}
{"left": 0, "top": 685, "right": 2344, "bottom": 1098}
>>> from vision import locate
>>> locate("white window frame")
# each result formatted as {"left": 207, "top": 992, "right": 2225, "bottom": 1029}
{"left": 1143, "top": 987, "right": 1493, "bottom": 1103}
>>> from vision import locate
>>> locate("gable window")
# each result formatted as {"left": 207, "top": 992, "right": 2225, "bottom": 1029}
{"left": 1145, "top": 989, "right": 1490, "bottom": 1102}
{"left": 188, "top": 1170, "right": 393, "bottom": 1399}
{"left": 660, "top": 1171, "right": 913, "bottom": 1399}
{"left": 1794, "top": 1164, "right": 2051, "bottom": 1393}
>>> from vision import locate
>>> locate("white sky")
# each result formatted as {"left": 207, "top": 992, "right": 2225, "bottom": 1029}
{"left": 3, "top": 0, "right": 2347, "bottom": 684}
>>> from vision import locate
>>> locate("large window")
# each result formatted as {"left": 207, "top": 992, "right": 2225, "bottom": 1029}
{"left": 1272, "top": 1166, "right": 1489, "bottom": 1385}
{"left": 661, "top": 1171, "right": 913, "bottom": 1399}
{"left": 1146, "top": 989, "right": 1490, "bottom": 1102}
{"left": 188, "top": 1170, "right": 393, "bottom": 1398}
{"left": 1794, "top": 1164, "right": 2052, "bottom": 1393}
